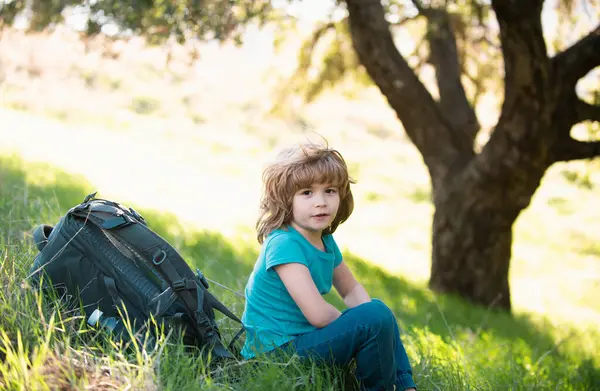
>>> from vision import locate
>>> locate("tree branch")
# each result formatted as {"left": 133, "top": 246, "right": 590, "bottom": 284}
{"left": 576, "top": 98, "right": 600, "bottom": 123}
{"left": 552, "top": 138, "right": 600, "bottom": 162}
{"left": 492, "top": 0, "right": 548, "bottom": 107}
{"left": 552, "top": 24, "right": 600, "bottom": 86}
{"left": 423, "top": 7, "right": 480, "bottom": 145}
{"left": 476, "top": 1, "right": 551, "bottom": 173}
{"left": 461, "top": 2, "right": 552, "bottom": 193}
{"left": 344, "top": 0, "right": 474, "bottom": 182}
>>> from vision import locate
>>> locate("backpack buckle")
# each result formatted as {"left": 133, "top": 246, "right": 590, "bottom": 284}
{"left": 196, "top": 269, "right": 209, "bottom": 289}
{"left": 129, "top": 207, "right": 144, "bottom": 222}
{"left": 172, "top": 279, "right": 186, "bottom": 291}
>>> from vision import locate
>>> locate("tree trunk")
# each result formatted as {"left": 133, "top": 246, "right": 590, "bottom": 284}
{"left": 430, "top": 186, "right": 514, "bottom": 310}
{"left": 344, "top": 0, "right": 600, "bottom": 312}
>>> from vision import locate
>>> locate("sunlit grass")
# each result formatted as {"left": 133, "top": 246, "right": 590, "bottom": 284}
{"left": 1, "top": 155, "right": 599, "bottom": 390}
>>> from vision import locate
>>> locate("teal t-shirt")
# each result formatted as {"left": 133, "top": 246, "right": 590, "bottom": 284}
{"left": 241, "top": 225, "right": 343, "bottom": 359}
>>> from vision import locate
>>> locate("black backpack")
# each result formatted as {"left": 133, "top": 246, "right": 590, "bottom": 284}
{"left": 29, "top": 192, "right": 244, "bottom": 360}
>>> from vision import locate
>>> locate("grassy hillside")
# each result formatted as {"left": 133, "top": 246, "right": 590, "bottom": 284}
{"left": 1, "top": 153, "right": 599, "bottom": 390}
{"left": 0, "top": 26, "right": 600, "bottom": 389}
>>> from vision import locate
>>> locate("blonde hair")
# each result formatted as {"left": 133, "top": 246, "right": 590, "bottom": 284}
{"left": 256, "top": 142, "right": 355, "bottom": 243}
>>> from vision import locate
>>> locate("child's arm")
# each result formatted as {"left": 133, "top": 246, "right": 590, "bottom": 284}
{"left": 333, "top": 262, "right": 371, "bottom": 308}
{"left": 274, "top": 263, "right": 342, "bottom": 328}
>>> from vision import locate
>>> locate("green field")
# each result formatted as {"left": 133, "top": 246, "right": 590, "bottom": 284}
{"left": 0, "top": 27, "right": 599, "bottom": 390}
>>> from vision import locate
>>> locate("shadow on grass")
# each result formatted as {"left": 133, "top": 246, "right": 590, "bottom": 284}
{"left": 338, "top": 252, "right": 553, "bottom": 348}
{"left": 2, "top": 154, "right": 599, "bottom": 390}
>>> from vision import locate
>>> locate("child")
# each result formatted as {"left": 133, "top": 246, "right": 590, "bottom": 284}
{"left": 241, "top": 142, "right": 417, "bottom": 391}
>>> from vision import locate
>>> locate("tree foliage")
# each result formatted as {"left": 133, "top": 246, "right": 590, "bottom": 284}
{"left": 280, "top": 0, "right": 504, "bottom": 111}
{"left": 1, "top": 0, "right": 277, "bottom": 44}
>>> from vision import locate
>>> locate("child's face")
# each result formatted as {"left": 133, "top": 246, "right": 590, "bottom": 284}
{"left": 291, "top": 183, "right": 340, "bottom": 238}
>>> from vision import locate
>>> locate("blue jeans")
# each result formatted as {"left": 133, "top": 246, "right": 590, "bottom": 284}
{"left": 291, "top": 299, "right": 416, "bottom": 391}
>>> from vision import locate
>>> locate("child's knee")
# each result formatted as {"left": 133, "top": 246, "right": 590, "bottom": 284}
{"left": 354, "top": 299, "right": 395, "bottom": 329}
{"left": 370, "top": 298, "right": 394, "bottom": 314}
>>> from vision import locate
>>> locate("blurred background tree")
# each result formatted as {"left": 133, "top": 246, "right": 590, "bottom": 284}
{"left": 1, "top": 0, "right": 598, "bottom": 312}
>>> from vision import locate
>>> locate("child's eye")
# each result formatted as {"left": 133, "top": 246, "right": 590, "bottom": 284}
{"left": 301, "top": 190, "right": 312, "bottom": 195}
{"left": 326, "top": 188, "right": 337, "bottom": 194}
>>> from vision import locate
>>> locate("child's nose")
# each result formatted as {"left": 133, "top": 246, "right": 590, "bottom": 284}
{"left": 314, "top": 193, "right": 326, "bottom": 206}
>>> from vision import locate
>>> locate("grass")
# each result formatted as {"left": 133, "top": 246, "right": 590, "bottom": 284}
{"left": 1, "top": 25, "right": 600, "bottom": 390}
{"left": 1, "top": 154, "right": 600, "bottom": 390}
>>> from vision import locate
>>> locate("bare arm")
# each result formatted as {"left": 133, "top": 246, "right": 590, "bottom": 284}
{"left": 333, "top": 261, "right": 371, "bottom": 308}
{"left": 274, "top": 263, "right": 342, "bottom": 328}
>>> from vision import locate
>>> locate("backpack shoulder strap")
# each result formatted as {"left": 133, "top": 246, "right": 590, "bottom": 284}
{"left": 206, "top": 291, "right": 241, "bottom": 323}
{"left": 150, "top": 250, "right": 235, "bottom": 358}
{"left": 205, "top": 291, "right": 245, "bottom": 354}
